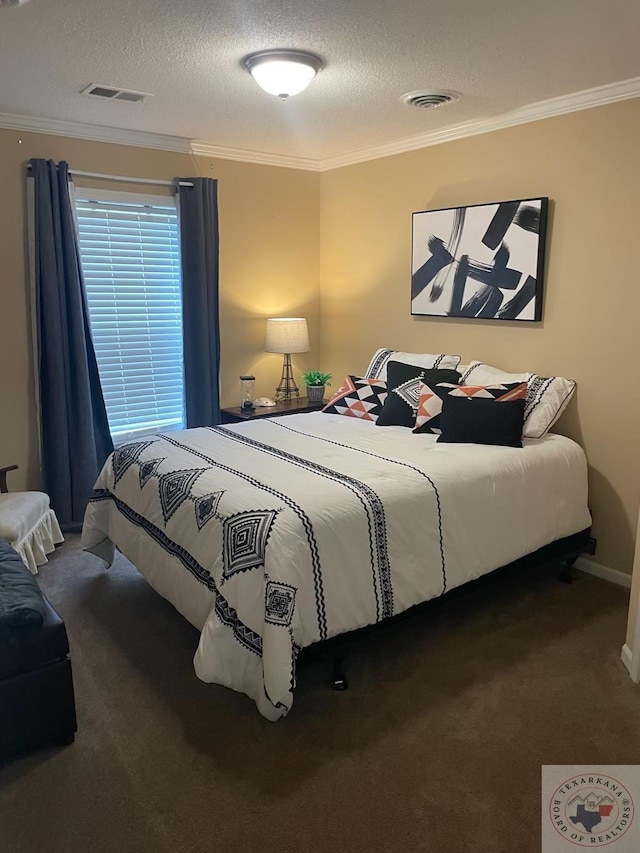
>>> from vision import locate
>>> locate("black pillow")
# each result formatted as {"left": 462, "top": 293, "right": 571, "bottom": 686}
{"left": 376, "top": 361, "right": 461, "bottom": 428}
{"left": 436, "top": 395, "right": 525, "bottom": 447}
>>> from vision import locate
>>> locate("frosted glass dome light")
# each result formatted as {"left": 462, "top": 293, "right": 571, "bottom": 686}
{"left": 243, "top": 50, "right": 323, "bottom": 100}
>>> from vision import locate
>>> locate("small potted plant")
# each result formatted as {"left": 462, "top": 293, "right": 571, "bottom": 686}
{"left": 302, "top": 370, "right": 332, "bottom": 403}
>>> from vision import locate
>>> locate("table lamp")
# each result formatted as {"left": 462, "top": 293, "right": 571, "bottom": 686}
{"left": 265, "top": 317, "right": 310, "bottom": 401}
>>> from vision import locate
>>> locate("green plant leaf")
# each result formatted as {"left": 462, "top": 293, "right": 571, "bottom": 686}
{"left": 301, "top": 370, "right": 332, "bottom": 386}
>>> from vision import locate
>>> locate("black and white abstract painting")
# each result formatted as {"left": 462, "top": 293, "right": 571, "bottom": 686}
{"left": 411, "top": 197, "right": 548, "bottom": 322}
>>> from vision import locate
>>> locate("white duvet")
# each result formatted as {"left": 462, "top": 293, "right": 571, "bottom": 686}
{"left": 81, "top": 413, "right": 591, "bottom": 720}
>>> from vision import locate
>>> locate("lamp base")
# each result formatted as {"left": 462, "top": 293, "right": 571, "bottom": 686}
{"left": 274, "top": 353, "right": 300, "bottom": 402}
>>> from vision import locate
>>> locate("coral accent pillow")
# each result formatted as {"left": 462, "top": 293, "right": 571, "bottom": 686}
{"left": 413, "top": 381, "right": 528, "bottom": 434}
{"left": 322, "top": 376, "right": 388, "bottom": 422}
{"left": 461, "top": 362, "right": 576, "bottom": 438}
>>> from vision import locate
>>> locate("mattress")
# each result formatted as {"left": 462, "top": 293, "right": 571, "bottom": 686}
{"left": 81, "top": 412, "right": 591, "bottom": 719}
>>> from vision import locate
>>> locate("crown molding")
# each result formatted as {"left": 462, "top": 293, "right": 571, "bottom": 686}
{"left": 1, "top": 75, "right": 639, "bottom": 172}
{"left": 318, "top": 75, "right": 640, "bottom": 171}
{"left": 189, "top": 140, "right": 322, "bottom": 171}
{"left": 0, "top": 112, "right": 192, "bottom": 153}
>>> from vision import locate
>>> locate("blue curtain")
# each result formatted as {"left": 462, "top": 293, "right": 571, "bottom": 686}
{"left": 176, "top": 178, "right": 221, "bottom": 427}
{"left": 29, "top": 159, "right": 113, "bottom": 527}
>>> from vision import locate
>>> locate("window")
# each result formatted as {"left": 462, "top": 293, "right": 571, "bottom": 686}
{"left": 74, "top": 189, "right": 185, "bottom": 443}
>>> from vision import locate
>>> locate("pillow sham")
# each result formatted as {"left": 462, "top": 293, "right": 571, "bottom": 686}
{"left": 364, "top": 348, "right": 461, "bottom": 382}
{"left": 413, "top": 381, "right": 528, "bottom": 434}
{"left": 461, "top": 361, "right": 576, "bottom": 439}
{"left": 437, "top": 395, "right": 526, "bottom": 447}
{"left": 376, "top": 361, "right": 461, "bottom": 428}
{"left": 322, "top": 375, "right": 388, "bottom": 422}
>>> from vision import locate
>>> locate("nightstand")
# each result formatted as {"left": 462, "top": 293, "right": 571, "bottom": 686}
{"left": 220, "top": 397, "right": 325, "bottom": 424}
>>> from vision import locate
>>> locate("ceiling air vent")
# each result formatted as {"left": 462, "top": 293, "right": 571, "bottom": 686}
{"left": 80, "top": 84, "right": 151, "bottom": 104}
{"left": 400, "top": 90, "right": 461, "bottom": 109}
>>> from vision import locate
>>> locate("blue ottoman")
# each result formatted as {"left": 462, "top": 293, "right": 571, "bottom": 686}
{"left": 0, "top": 540, "right": 76, "bottom": 762}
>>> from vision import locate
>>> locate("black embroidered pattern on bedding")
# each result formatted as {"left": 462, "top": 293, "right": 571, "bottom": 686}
{"left": 209, "top": 426, "right": 394, "bottom": 622}
{"left": 222, "top": 509, "right": 279, "bottom": 579}
{"left": 269, "top": 420, "right": 449, "bottom": 595}
{"left": 87, "top": 488, "right": 265, "bottom": 660}
{"left": 112, "top": 440, "right": 157, "bottom": 485}
{"left": 159, "top": 433, "right": 328, "bottom": 641}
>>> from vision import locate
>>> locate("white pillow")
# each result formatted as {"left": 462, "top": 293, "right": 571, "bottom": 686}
{"left": 461, "top": 361, "right": 576, "bottom": 438}
{"left": 365, "top": 348, "right": 461, "bottom": 382}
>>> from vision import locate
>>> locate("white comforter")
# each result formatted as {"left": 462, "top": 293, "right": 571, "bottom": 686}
{"left": 81, "top": 413, "right": 591, "bottom": 720}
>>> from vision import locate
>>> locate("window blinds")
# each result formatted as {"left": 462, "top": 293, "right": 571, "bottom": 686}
{"left": 75, "top": 195, "right": 185, "bottom": 442}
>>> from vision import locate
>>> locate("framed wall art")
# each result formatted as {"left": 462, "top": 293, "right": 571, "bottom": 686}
{"left": 411, "top": 197, "right": 548, "bottom": 322}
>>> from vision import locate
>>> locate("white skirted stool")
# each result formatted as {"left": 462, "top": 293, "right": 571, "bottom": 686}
{"left": 0, "top": 465, "right": 64, "bottom": 574}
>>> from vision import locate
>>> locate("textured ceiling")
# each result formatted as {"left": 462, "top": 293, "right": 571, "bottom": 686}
{"left": 0, "top": 0, "right": 639, "bottom": 160}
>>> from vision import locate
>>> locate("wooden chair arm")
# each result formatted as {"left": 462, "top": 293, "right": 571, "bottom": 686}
{"left": 0, "top": 465, "right": 19, "bottom": 493}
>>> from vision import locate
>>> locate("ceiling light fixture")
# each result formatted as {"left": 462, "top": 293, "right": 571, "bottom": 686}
{"left": 0, "top": 0, "right": 31, "bottom": 6}
{"left": 242, "top": 49, "right": 323, "bottom": 100}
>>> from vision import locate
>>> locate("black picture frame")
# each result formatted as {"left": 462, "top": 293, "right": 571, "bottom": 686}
{"left": 411, "top": 196, "right": 549, "bottom": 322}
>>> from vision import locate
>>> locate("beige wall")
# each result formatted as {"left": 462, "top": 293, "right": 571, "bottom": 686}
{"left": 2, "top": 99, "right": 638, "bottom": 576}
{"left": 320, "top": 99, "right": 640, "bottom": 575}
{"left": 0, "top": 129, "right": 319, "bottom": 492}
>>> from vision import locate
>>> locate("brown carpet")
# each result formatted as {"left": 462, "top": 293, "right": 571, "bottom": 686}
{"left": 0, "top": 536, "right": 638, "bottom": 853}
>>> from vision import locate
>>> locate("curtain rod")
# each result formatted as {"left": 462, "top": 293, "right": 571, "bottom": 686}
{"left": 25, "top": 164, "right": 193, "bottom": 187}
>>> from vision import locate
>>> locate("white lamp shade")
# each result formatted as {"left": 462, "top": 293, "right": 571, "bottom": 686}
{"left": 250, "top": 59, "right": 317, "bottom": 98}
{"left": 265, "top": 318, "right": 310, "bottom": 354}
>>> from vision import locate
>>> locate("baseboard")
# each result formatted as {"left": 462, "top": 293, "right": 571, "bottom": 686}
{"left": 621, "top": 643, "right": 634, "bottom": 677}
{"left": 575, "top": 557, "right": 632, "bottom": 589}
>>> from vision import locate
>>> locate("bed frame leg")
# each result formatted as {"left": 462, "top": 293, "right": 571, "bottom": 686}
{"left": 331, "top": 651, "right": 349, "bottom": 691}
{"left": 558, "top": 535, "right": 595, "bottom": 584}
{"left": 559, "top": 555, "right": 579, "bottom": 584}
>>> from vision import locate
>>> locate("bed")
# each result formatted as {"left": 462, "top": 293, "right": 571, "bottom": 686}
{"left": 81, "top": 412, "right": 591, "bottom": 720}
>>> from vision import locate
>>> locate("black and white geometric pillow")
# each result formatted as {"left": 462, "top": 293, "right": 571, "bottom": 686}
{"left": 413, "top": 381, "right": 528, "bottom": 434}
{"left": 322, "top": 375, "right": 388, "bottom": 422}
{"left": 376, "top": 361, "right": 462, "bottom": 428}
{"left": 364, "top": 348, "right": 461, "bottom": 383}
{"left": 461, "top": 361, "right": 576, "bottom": 438}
